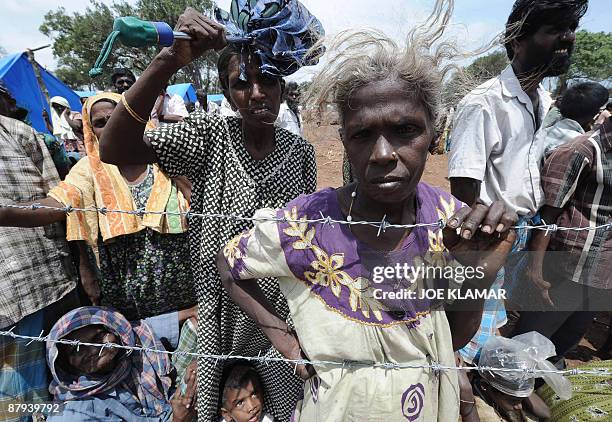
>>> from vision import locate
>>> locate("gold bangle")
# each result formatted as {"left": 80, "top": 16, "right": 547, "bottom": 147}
{"left": 121, "top": 93, "right": 148, "bottom": 125}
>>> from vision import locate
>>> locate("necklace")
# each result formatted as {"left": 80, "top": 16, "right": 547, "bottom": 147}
{"left": 346, "top": 187, "right": 388, "bottom": 235}
{"left": 346, "top": 189, "right": 357, "bottom": 222}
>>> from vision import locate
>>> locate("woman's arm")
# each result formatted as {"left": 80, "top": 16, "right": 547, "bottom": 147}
{"left": 99, "top": 8, "right": 225, "bottom": 166}
{"left": 443, "top": 201, "right": 518, "bottom": 350}
{"left": 216, "top": 251, "right": 312, "bottom": 379}
{"left": 0, "top": 196, "right": 66, "bottom": 227}
{"left": 525, "top": 205, "right": 562, "bottom": 307}
{"left": 76, "top": 241, "right": 101, "bottom": 306}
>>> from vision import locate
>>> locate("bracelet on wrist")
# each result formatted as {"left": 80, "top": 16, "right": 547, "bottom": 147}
{"left": 121, "top": 93, "right": 148, "bottom": 125}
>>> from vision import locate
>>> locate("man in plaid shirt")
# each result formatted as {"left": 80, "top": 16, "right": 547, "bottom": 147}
{"left": 0, "top": 82, "right": 79, "bottom": 418}
{"left": 515, "top": 116, "right": 612, "bottom": 360}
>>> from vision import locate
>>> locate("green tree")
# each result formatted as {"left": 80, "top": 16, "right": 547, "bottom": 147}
{"left": 40, "top": 0, "right": 217, "bottom": 91}
{"left": 556, "top": 30, "right": 612, "bottom": 94}
{"left": 443, "top": 50, "right": 509, "bottom": 107}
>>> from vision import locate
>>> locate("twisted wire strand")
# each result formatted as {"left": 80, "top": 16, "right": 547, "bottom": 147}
{"left": 1, "top": 203, "right": 610, "bottom": 233}
{"left": 1, "top": 328, "right": 609, "bottom": 377}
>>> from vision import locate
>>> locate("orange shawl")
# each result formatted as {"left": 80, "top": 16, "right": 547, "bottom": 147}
{"left": 49, "top": 92, "right": 188, "bottom": 245}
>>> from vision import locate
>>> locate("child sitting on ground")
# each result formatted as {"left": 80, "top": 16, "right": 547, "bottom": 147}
{"left": 220, "top": 363, "right": 274, "bottom": 422}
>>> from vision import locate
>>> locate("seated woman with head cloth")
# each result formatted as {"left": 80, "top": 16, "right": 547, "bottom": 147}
{"left": 217, "top": 1, "right": 521, "bottom": 420}
{"left": 98, "top": 1, "right": 323, "bottom": 419}
{"left": 46, "top": 306, "right": 198, "bottom": 422}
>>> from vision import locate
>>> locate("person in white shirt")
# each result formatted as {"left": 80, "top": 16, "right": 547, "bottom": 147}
{"left": 275, "top": 81, "right": 302, "bottom": 137}
{"left": 538, "top": 82, "right": 609, "bottom": 157}
{"left": 447, "top": 0, "right": 588, "bottom": 365}
{"left": 449, "top": 0, "right": 586, "bottom": 215}
{"left": 151, "top": 86, "right": 189, "bottom": 125}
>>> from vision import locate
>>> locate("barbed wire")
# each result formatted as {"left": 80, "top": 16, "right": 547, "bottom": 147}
{"left": 1, "top": 203, "right": 611, "bottom": 233}
{"left": 1, "top": 329, "right": 610, "bottom": 377}
{"left": 1, "top": 202, "right": 610, "bottom": 378}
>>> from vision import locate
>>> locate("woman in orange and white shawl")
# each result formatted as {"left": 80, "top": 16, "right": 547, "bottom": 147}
{"left": 0, "top": 93, "right": 194, "bottom": 320}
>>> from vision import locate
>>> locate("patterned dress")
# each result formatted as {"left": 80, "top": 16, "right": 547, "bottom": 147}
{"left": 146, "top": 112, "right": 317, "bottom": 421}
{"left": 223, "top": 184, "right": 464, "bottom": 421}
{"left": 97, "top": 166, "right": 195, "bottom": 320}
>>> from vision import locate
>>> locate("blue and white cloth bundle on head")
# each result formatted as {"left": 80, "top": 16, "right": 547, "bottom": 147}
{"left": 215, "top": 0, "right": 325, "bottom": 80}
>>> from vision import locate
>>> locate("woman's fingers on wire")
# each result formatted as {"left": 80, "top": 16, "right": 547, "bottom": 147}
{"left": 458, "top": 202, "right": 489, "bottom": 240}
{"left": 443, "top": 206, "right": 471, "bottom": 248}
{"left": 480, "top": 200, "right": 505, "bottom": 234}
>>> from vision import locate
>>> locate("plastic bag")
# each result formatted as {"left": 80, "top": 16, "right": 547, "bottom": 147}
{"left": 479, "top": 331, "right": 572, "bottom": 400}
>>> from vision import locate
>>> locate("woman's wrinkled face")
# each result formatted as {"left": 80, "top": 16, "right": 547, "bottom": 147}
{"left": 225, "top": 54, "right": 282, "bottom": 128}
{"left": 341, "top": 78, "right": 434, "bottom": 204}
{"left": 90, "top": 100, "right": 117, "bottom": 139}
{"left": 60, "top": 325, "right": 120, "bottom": 376}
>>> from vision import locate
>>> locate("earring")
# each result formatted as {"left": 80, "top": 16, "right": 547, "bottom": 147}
{"left": 347, "top": 190, "right": 357, "bottom": 222}
{"left": 391, "top": 151, "right": 398, "bottom": 160}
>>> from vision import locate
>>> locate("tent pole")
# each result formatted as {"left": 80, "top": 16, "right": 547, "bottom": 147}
{"left": 25, "top": 48, "right": 51, "bottom": 107}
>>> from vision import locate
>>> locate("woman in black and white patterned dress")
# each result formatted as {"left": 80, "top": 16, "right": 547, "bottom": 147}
{"left": 99, "top": 9, "right": 319, "bottom": 421}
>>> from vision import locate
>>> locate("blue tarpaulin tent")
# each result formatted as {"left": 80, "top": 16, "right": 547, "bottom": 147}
{"left": 167, "top": 83, "right": 197, "bottom": 104}
{"left": 166, "top": 83, "right": 224, "bottom": 106}
{"left": 75, "top": 90, "right": 98, "bottom": 98}
{"left": 0, "top": 52, "right": 81, "bottom": 134}
{"left": 208, "top": 94, "right": 224, "bottom": 105}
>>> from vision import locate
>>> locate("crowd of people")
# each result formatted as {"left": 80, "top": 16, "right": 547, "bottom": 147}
{"left": 0, "top": 0, "right": 610, "bottom": 421}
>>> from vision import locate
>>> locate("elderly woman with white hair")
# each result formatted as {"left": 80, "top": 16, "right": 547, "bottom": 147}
{"left": 217, "top": 1, "right": 519, "bottom": 420}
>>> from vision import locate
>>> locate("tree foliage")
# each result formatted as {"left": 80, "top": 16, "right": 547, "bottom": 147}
{"left": 443, "top": 50, "right": 509, "bottom": 107}
{"left": 567, "top": 31, "right": 612, "bottom": 82}
{"left": 40, "top": 0, "right": 218, "bottom": 90}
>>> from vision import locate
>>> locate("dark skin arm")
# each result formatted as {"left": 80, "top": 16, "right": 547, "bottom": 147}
{"left": 160, "top": 114, "right": 185, "bottom": 124}
{"left": 450, "top": 177, "right": 481, "bottom": 207}
{"left": 42, "top": 110, "right": 54, "bottom": 133}
{"left": 526, "top": 205, "right": 563, "bottom": 307}
{"left": 65, "top": 112, "right": 83, "bottom": 133}
{"left": 99, "top": 8, "right": 226, "bottom": 166}
{"left": 216, "top": 251, "right": 314, "bottom": 380}
{"left": 0, "top": 196, "right": 66, "bottom": 227}
{"left": 444, "top": 201, "right": 517, "bottom": 351}
{"left": 76, "top": 241, "right": 101, "bottom": 306}
{"left": 171, "top": 360, "right": 198, "bottom": 420}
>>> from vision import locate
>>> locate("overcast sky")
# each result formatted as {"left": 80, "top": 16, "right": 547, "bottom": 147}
{"left": 1, "top": 0, "right": 609, "bottom": 83}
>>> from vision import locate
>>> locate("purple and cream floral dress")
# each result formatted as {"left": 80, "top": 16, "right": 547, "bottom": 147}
{"left": 223, "top": 183, "right": 464, "bottom": 421}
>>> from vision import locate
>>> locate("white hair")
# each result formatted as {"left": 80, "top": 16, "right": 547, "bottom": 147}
{"left": 305, "top": 0, "right": 490, "bottom": 132}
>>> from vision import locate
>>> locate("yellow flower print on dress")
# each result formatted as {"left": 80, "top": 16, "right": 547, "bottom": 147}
{"left": 282, "top": 206, "right": 384, "bottom": 321}
{"left": 429, "top": 195, "right": 463, "bottom": 267}
{"left": 436, "top": 195, "right": 458, "bottom": 222}
{"left": 223, "top": 228, "right": 254, "bottom": 267}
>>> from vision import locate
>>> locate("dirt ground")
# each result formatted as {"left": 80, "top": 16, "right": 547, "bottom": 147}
{"left": 305, "top": 121, "right": 609, "bottom": 368}
{"left": 305, "top": 122, "right": 450, "bottom": 191}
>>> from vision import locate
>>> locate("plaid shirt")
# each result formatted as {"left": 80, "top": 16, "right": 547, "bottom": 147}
{"left": 541, "top": 117, "right": 612, "bottom": 289}
{"left": 0, "top": 116, "right": 77, "bottom": 328}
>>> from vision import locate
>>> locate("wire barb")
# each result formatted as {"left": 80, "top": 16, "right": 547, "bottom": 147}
{"left": 0, "top": 204, "right": 603, "bottom": 232}
{"left": 0, "top": 329, "right": 609, "bottom": 377}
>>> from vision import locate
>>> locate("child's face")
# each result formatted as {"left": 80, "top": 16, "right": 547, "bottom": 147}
{"left": 221, "top": 379, "right": 264, "bottom": 422}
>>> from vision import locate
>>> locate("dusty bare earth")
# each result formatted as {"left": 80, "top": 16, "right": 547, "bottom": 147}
{"left": 306, "top": 121, "right": 609, "bottom": 367}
